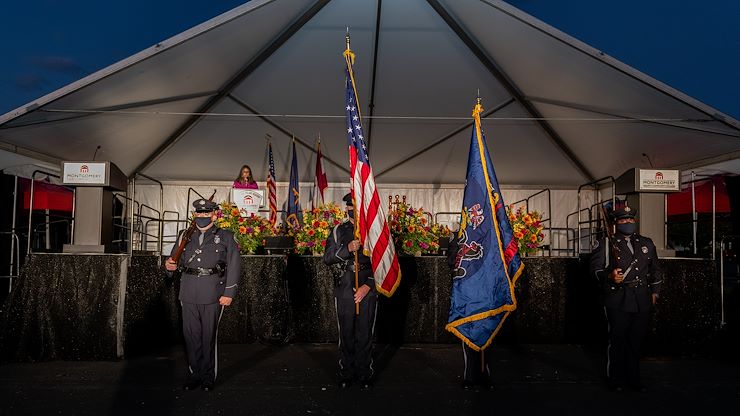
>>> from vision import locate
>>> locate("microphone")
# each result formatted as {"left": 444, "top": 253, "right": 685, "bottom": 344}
{"left": 642, "top": 153, "right": 654, "bottom": 168}
{"left": 93, "top": 145, "right": 101, "bottom": 161}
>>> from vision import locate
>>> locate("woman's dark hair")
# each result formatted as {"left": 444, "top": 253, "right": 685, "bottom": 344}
{"left": 235, "top": 165, "right": 255, "bottom": 184}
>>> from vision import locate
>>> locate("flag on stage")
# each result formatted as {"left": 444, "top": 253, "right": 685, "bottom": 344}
{"left": 446, "top": 97, "right": 524, "bottom": 351}
{"left": 286, "top": 140, "right": 302, "bottom": 229}
{"left": 266, "top": 142, "right": 278, "bottom": 226}
{"left": 344, "top": 41, "right": 401, "bottom": 297}
{"left": 312, "top": 138, "right": 328, "bottom": 209}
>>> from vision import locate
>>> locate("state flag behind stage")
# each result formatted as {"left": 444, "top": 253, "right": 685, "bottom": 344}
{"left": 311, "top": 138, "right": 328, "bottom": 209}
{"left": 286, "top": 140, "right": 302, "bottom": 229}
{"left": 343, "top": 40, "right": 401, "bottom": 297}
{"left": 446, "top": 98, "right": 524, "bottom": 351}
{"left": 266, "top": 142, "right": 277, "bottom": 226}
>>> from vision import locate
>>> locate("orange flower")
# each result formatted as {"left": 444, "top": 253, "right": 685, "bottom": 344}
{"left": 239, "top": 226, "right": 247, "bottom": 235}
{"left": 320, "top": 221, "right": 328, "bottom": 228}
{"left": 231, "top": 208, "right": 240, "bottom": 217}
{"left": 514, "top": 231, "right": 524, "bottom": 240}
{"left": 420, "top": 217, "right": 427, "bottom": 225}
{"left": 307, "top": 229, "right": 315, "bottom": 236}
{"left": 407, "top": 225, "right": 415, "bottom": 233}
{"left": 530, "top": 234, "right": 537, "bottom": 243}
{"left": 312, "top": 220, "right": 320, "bottom": 228}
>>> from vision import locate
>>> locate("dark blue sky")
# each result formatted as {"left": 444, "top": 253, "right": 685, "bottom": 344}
{"left": 2, "top": 1, "right": 739, "bottom": 118}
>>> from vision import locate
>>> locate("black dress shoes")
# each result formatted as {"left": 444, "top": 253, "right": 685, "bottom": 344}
{"left": 202, "top": 381, "right": 215, "bottom": 392}
{"left": 607, "top": 381, "right": 624, "bottom": 392}
{"left": 182, "top": 379, "right": 201, "bottom": 391}
{"left": 462, "top": 380, "right": 475, "bottom": 391}
{"left": 338, "top": 378, "right": 352, "bottom": 389}
{"left": 629, "top": 383, "right": 648, "bottom": 393}
{"left": 359, "top": 379, "right": 373, "bottom": 391}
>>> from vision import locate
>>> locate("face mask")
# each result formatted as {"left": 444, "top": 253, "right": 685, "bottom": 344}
{"left": 616, "top": 222, "right": 636, "bottom": 235}
{"left": 195, "top": 217, "right": 212, "bottom": 228}
{"left": 347, "top": 209, "right": 354, "bottom": 219}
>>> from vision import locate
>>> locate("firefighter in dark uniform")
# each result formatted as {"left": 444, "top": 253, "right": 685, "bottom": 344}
{"left": 589, "top": 206, "right": 661, "bottom": 392}
{"left": 165, "top": 198, "right": 241, "bottom": 392}
{"left": 447, "top": 224, "right": 494, "bottom": 391}
{"left": 323, "top": 193, "right": 377, "bottom": 390}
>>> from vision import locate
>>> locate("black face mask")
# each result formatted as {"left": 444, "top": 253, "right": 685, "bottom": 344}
{"left": 195, "top": 217, "right": 212, "bottom": 228}
{"left": 616, "top": 222, "right": 636, "bottom": 235}
{"left": 347, "top": 208, "right": 354, "bottom": 219}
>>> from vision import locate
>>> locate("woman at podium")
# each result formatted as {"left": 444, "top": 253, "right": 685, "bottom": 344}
{"left": 233, "top": 165, "right": 258, "bottom": 189}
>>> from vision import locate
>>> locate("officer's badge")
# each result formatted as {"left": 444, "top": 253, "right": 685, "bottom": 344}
{"left": 214, "top": 235, "right": 220, "bottom": 244}
{"left": 641, "top": 246, "right": 649, "bottom": 254}
{"left": 199, "top": 200, "right": 206, "bottom": 207}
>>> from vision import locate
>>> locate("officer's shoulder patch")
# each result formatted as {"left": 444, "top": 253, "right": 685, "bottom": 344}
{"left": 641, "top": 246, "right": 649, "bottom": 254}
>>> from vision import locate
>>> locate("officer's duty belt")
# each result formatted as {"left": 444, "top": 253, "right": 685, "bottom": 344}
{"left": 182, "top": 267, "right": 218, "bottom": 277}
{"left": 622, "top": 278, "right": 646, "bottom": 288}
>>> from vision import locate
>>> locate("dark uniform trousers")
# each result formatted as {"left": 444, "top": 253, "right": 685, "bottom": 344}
{"left": 589, "top": 234, "right": 661, "bottom": 386}
{"left": 462, "top": 343, "right": 494, "bottom": 383}
{"left": 324, "top": 220, "right": 377, "bottom": 380}
{"left": 170, "top": 227, "right": 240, "bottom": 384}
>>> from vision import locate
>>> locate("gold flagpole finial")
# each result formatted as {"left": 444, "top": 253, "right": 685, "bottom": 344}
{"left": 473, "top": 92, "right": 484, "bottom": 119}
{"left": 344, "top": 28, "right": 355, "bottom": 64}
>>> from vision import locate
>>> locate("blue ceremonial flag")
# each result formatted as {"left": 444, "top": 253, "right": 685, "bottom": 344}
{"left": 446, "top": 98, "right": 524, "bottom": 351}
{"left": 286, "top": 140, "right": 302, "bottom": 229}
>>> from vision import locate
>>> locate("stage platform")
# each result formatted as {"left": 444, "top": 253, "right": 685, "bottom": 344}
{"left": 0, "top": 343, "right": 738, "bottom": 415}
{"left": 0, "top": 253, "right": 725, "bottom": 361}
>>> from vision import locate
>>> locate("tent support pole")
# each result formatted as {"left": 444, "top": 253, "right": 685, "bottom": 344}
{"left": 426, "top": 0, "right": 595, "bottom": 182}
{"left": 2, "top": 91, "right": 218, "bottom": 130}
{"left": 132, "top": 0, "right": 332, "bottom": 176}
{"left": 526, "top": 96, "right": 740, "bottom": 139}
{"left": 375, "top": 98, "right": 514, "bottom": 179}
{"left": 226, "top": 95, "right": 349, "bottom": 174}
{"left": 365, "top": 0, "right": 383, "bottom": 154}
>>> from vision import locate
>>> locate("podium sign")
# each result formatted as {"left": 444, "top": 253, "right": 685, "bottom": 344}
{"left": 638, "top": 169, "right": 680, "bottom": 192}
{"left": 61, "top": 161, "right": 127, "bottom": 191}
{"left": 232, "top": 189, "right": 264, "bottom": 216}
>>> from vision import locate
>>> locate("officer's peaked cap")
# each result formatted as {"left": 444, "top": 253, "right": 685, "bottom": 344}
{"left": 342, "top": 193, "right": 353, "bottom": 207}
{"left": 193, "top": 199, "right": 218, "bottom": 212}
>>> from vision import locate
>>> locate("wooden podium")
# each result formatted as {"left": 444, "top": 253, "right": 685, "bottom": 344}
{"left": 61, "top": 161, "right": 127, "bottom": 253}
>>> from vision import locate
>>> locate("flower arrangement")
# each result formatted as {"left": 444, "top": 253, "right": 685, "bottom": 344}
{"left": 507, "top": 205, "right": 545, "bottom": 256}
{"left": 388, "top": 202, "right": 449, "bottom": 255}
{"left": 216, "top": 201, "right": 276, "bottom": 254}
{"left": 293, "top": 202, "right": 346, "bottom": 255}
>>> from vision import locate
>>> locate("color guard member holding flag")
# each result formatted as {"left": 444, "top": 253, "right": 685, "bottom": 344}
{"left": 447, "top": 97, "right": 524, "bottom": 391}
{"left": 323, "top": 193, "right": 376, "bottom": 390}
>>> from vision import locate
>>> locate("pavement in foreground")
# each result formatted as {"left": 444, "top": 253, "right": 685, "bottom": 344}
{"left": 1, "top": 344, "right": 739, "bottom": 415}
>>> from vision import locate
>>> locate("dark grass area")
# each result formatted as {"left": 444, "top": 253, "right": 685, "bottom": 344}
{"left": 1, "top": 343, "right": 739, "bottom": 415}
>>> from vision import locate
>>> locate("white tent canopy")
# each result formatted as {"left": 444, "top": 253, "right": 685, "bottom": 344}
{"left": 1, "top": 0, "right": 739, "bottom": 187}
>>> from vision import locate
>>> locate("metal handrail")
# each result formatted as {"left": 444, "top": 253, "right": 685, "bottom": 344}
{"left": 434, "top": 211, "right": 459, "bottom": 224}
{"left": 27, "top": 170, "right": 75, "bottom": 255}
{"left": 718, "top": 235, "right": 740, "bottom": 328}
{"left": 0, "top": 231, "right": 20, "bottom": 293}
{"left": 576, "top": 176, "right": 616, "bottom": 255}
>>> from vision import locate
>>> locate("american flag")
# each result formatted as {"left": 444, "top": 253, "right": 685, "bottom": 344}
{"left": 312, "top": 139, "right": 328, "bottom": 209}
{"left": 344, "top": 46, "right": 401, "bottom": 297}
{"left": 266, "top": 142, "right": 277, "bottom": 226}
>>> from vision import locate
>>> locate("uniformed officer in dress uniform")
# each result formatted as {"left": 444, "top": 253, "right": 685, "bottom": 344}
{"left": 323, "top": 193, "right": 377, "bottom": 390}
{"left": 589, "top": 205, "right": 661, "bottom": 392}
{"left": 165, "top": 198, "right": 240, "bottom": 392}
